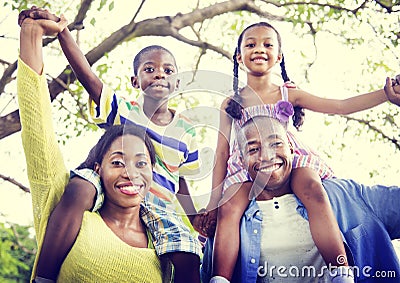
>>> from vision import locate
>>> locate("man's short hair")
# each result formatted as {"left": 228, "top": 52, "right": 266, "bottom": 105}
{"left": 236, "top": 115, "right": 287, "bottom": 156}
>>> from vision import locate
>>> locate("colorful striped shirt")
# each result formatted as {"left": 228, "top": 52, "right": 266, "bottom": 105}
{"left": 89, "top": 84, "right": 200, "bottom": 205}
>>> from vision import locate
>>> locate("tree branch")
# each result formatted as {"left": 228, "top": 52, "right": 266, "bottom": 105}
{"left": 0, "top": 58, "right": 12, "bottom": 66}
{"left": 0, "top": 173, "right": 30, "bottom": 193}
{"left": 0, "top": 0, "right": 95, "bottom": 97}
{"left": 10, "top": 225, "right": 36, "bottom": 255}
{"left": 341, "top": 115, "right": 400, "bottom": 150}
{"left": 170, "top": 32, "right": 231, "bottom": 59}
{"left": 304, "top": 22, "right": 317, "bottom": 82}
{"left": 374, "top": 0, "right": 399, "bottom": 13}
{"left": 132, "top": 0, "right": 147, "bottom": 23}
{"left": 0, "top": 61, "right": 17, "bottom": 98}
{"left": 261, "top": 0, "right": 367, "bottom": 14}
{"left": 0, "top": 0, "right": 260, "bottom": 139}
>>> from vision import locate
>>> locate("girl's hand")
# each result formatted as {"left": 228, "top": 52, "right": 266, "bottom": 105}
{"left": 384, "top": 76, "right": 400, "bottom": 106}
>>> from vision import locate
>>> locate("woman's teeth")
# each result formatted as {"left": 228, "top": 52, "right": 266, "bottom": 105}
{"left": 119, "top": 185, "right": 141, "bottom": 194}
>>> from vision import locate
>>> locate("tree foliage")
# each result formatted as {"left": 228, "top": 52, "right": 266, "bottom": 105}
{"left": 1, "top": 0, "right": 399, "bottom": 140}
{"left": 0, "top": 221, "right": 36, "bottom": 282}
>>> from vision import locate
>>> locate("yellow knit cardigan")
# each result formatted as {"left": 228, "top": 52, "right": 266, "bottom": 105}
{"left": 17, "top": 58, "right": 165, "bottom": 282}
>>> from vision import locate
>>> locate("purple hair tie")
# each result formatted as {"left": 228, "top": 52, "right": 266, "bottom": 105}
{"left": 275, "top": 100, "right": 294, "bottom": 123}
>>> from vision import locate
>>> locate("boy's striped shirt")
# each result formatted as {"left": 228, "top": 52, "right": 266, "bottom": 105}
{"left": 89, "top": 85, "right": 200, "bottom": 205}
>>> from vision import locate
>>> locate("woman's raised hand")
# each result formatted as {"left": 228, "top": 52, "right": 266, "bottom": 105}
{"left": 18, "top": 6, "right": 67, "bottom": 37}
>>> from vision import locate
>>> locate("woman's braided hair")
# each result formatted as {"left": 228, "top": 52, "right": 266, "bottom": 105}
{"left": 225, "top": 22, "right": 305, "bottom": 130}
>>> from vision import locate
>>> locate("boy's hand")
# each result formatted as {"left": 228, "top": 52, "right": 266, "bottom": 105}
{"left": 18, "top": 6, "right": 60, "bottom": 26}
{"left": 384, "top": 75, "right": 400, "bottom": 106}
{"left": 202, "top": 209, "right": 217, "bottom": 237}
{"left": 18, "top": 7, "right": 66, "bottom": 37}
{"left": 191, "top": 213, "right": 207, "bottom": 237}
{"left": 192, "top": 208, "right": 217, "bottom": 237}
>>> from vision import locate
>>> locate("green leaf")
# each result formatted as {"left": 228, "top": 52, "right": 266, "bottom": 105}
{"left": 98, "top": 0, "right": 107, "bottom": 11}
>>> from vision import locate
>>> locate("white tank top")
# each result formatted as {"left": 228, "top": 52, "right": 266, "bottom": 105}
{"left": 256, "top": 194, "right": 331, "bottom": 283}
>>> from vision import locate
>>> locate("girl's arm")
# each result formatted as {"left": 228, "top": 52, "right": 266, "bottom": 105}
{"left": 207, "top": 98, "right": 233, "bottom": 210}
{"left": 290, "top": 84, "right": 400, "bottom": 115}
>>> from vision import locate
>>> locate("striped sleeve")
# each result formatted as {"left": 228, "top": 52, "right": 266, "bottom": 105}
{"left": 287, "top": 131, "right": 334, "bottom": 180}
{"left": 89, "top": 83, "right": 121, "bottom": 128}
{"left": 177, "top": 115, "right": 200, "bottom": 176}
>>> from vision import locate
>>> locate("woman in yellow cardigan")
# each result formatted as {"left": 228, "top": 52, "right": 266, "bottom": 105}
{"left": 18, "top": 13, "right": 172, "bottom": 283}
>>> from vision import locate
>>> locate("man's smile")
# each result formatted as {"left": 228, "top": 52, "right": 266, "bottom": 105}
{"left": 254, "top": 158, "right": 283, "bottom": 174}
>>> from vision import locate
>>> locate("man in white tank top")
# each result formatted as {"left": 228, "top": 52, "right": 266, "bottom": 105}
{"left": 202, "top": 114, "right": 400, "bottom": 283}
{"left": 238, "top": 116, "right": 336, "bottom": 283}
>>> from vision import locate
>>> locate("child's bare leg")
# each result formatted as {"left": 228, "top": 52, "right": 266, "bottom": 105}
{"left": 212, "top": 181, "right": 252, "bottom": 281}
{"left": 36, "top": 177, "right": 96, "bottom": 280}
{"left": 292, "top": 168, "right": 348, "bottom": 267}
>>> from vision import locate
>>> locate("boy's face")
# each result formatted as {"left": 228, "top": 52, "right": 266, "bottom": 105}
{"left": 131, "top": 50, "right": 179, "bottom": 101}
{"left": 240, "top": 117, "right": 293, "bottom": 197}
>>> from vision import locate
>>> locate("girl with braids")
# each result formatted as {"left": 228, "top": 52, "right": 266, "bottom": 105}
{"left": 201, "top": 22, "right": 400, "bottom": 283}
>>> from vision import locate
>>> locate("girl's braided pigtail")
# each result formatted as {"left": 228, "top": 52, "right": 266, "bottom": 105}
{"left": 280, "top": 54, "right": 305, "bottom": 130}
{"left": 226, "top": 48, "right": 243, "bottom": 119}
